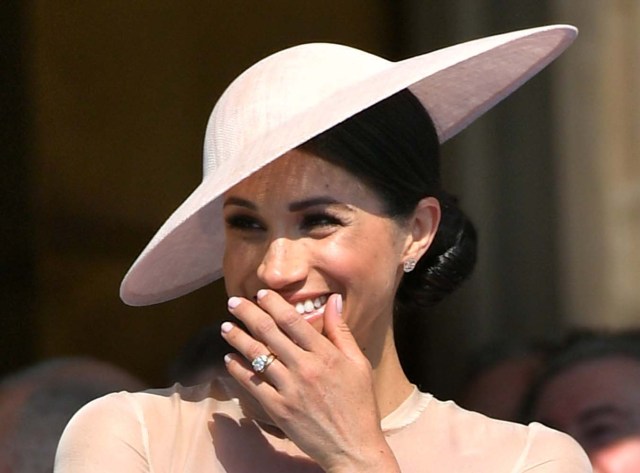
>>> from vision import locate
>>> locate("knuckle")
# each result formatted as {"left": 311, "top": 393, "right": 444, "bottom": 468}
{"left": 254, "top": 317, "right": 277, "bottom": 338}
{"left": 247, "top": 340, "right": 265, "bottom": 358}
{"left": 269, "top": 402, "right": 291, "bottom": 422}
{"left": 296, "top": 361, "right": 320, "bottom": 381}
{"left": 280, "top": 308, "right": 301, "bottom": 328}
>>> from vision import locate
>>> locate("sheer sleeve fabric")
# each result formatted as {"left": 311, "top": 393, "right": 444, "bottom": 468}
{"left": 54, "top": 392, "right": 149, "bottom": 472}
{"left": 385, "top": 393, "right": 592, "bottom": 473}
{"left": 53, "top": 384, "right": 592, "bottom": 473}
{"left": 515, "top": 422, "right": 592, "bottom": 473}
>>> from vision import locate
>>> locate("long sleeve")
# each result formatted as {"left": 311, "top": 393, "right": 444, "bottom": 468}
{"left": 513, "top": 423, "right": 592, "bottom": 473}
{"left": 54, "top": 392, "right": 150, "bottom": 472}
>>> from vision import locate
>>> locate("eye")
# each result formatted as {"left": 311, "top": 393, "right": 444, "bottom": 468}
{"left": 225, "top": 214, "right": 265, "bottom": 232}
{"left": 579, "top": 418, "right": 630, "bottom": 451}
{"left": 301, "top": 212, "right": 343, "bottom": 231}
{"left": 581, "top": 424, "right": 619, "bottom": 449}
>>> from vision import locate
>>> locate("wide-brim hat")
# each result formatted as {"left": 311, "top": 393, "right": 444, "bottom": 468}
{"left": 120, "top": 24, "right": 577, "bottom": 306}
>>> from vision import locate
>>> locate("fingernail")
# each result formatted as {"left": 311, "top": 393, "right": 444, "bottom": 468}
{"left": 335, "top": 294, "right": 343, "bottom": 315}
{"left": 228, "top": 297, "right": 241, "bottom": 309}
{"left": 221, "top": 321, "right": 233, "bottom": 334}
{"left": 256, "top": 289, "right": 268, "bottom": 300}
{"left": 224, "top": 354, "right": 232, "bottom": 364}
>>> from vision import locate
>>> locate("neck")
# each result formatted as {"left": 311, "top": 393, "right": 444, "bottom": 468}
{"left": 368, "top": 326, "right": 414, "bottom": 419}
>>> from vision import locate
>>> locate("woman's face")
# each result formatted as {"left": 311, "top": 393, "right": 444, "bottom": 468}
{"left": 532, "top": 356, "right": 640, "bottom": 473}
{"left": 222, "top": 148, "right": 413, "bottom": 347}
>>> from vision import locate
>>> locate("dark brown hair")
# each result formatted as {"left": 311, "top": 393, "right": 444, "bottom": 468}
{"left": 300, "top": 89, "right": 477, "bottom": 317}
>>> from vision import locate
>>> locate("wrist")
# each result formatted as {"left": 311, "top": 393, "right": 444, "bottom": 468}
{"left": 327, "top": 439, "right": 400, "bottom": 473}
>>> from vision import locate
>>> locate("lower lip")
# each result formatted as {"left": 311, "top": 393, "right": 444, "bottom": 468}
{"left": 302, "top": 306, "right": 326, "bottom": 324}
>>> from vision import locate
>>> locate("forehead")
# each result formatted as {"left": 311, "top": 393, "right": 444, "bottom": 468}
{"left": 226, "top": 148, "right": 384, "bottom": 213}
{"left": 535, "top": 356, "right": 640, "bottom": 421}
{"left": 547, "top": 356, "right": 640, "bottom": 393}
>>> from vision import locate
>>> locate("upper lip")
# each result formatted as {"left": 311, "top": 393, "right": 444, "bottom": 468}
{"left": 282, "top": 292, "right": 333, "bottom": 305}
{"left": 250, "top": 289, "right": 334, "bottom": 305}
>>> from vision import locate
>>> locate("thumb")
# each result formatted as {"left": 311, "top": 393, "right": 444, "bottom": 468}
{"left": 323, "top": 294, "right": 361, "bottom": 359}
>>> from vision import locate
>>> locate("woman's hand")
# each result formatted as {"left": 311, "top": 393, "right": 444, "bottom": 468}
{"left": 220, "top": 290, "right": 400, "bottom": 473}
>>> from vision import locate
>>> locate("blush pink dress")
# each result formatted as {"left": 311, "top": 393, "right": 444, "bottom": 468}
{"left": 54, "top": 376, "right": 591, "bottom": 472}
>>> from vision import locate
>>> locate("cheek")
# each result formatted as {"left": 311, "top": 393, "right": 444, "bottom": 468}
{"left": 591, "top": 439, "right": 640, "bottom": 472}
{"left": 222, "top": 238, "right": 262, "bottom": 289}
{"left": 324, "top": 226, "right": 402, "bottom": 290}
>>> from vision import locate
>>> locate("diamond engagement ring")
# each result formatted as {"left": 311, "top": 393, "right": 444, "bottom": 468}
{"left": 251, "top": 353, "right": 276, "bottom": 373}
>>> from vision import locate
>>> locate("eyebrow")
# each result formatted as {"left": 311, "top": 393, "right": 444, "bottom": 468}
{"left": 577, "top": 405, "right": 627, "bottom": 425}
{"left": 223, "top": 197, "right": 257, "bottom": 210}
{"left": 288, "top": 197, "right": 340, "bottom": 212}
{"left": 223, "top": 196, "right": 342, "bottom": 212}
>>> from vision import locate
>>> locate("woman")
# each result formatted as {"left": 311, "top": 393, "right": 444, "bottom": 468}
{"left": 55, "top": 25, "right": 591, "bottom": 472}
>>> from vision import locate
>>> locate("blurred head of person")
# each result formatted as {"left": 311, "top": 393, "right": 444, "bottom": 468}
{"left": 521, "top": 329, "right": 640, "bottom": 473}
{"left": 458, "top": 339, "right": 550, "bottom": 421}
{"left": 0, "top": 357, "right": 146, "bottom": 473}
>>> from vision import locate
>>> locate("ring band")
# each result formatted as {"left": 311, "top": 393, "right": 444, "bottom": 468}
{"left": 251, "top": 353, "right": 276, "bottom": 373}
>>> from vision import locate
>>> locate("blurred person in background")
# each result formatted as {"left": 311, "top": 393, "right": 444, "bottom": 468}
{"left": 0, "top": 357, "right": 145, "bottom": 473}
{"left": 521, "top": 329, "right": 640, "bottom": 473}
{"left": 458, "top": 339, "right": 551, "bottom": 421}
{"left": 167, "top": 324, "right": 230, "bottom": 386}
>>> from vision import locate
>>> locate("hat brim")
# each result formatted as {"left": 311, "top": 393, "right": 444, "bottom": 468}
{"left": 121, "top": 24, "right": 577, "bottom": 306}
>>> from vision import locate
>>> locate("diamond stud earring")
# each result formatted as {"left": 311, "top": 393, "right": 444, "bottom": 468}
{"left": 403, "top": 258, "right": 417, "bottom": 273}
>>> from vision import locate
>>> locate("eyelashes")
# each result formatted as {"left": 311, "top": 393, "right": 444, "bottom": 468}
{"left": 224, "top": 211, "right": 345, "bottom": 234}
{"left": 301, "top": 212, "right": 343, "bottom": 230}
{"left": 224, "top": 214, "right": 264, "bottom": 231}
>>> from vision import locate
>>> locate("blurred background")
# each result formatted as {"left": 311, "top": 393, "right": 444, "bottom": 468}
{"left": 2, "top": 0, "right": 639, "bottom": 398}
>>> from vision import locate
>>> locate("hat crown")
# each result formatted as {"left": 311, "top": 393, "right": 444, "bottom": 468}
{"left": 202, "top": 43, "right": 389, "bottom": 179}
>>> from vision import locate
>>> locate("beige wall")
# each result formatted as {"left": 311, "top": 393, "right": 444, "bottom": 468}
{"left": 552, "top": 0, "right": 640, "bottom": 328}
{"left": 26, "top": 1, "right": 394, "bottom": 384}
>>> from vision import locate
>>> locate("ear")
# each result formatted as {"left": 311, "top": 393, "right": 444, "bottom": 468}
{"left": 402, "top": 196, "right": 441, "bottom": 264}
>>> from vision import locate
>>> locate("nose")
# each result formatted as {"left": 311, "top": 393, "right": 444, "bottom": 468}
{"left": 257, "top": 237, "right": 308, "bottom": 289}
{"left": 590, "top": 438, "right": 640, "bottom": 473}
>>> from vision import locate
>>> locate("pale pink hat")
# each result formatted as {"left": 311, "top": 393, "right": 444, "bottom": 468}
{"left": 121, "top": 24, "right": 577, "bottom": 306}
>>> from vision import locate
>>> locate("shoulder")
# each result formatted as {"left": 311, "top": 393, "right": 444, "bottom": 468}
{"left": 54, "top": 390, "right": 149, "bottom": 471}
{"left": 58, "top": 390, "right": 141, "bottom": 440}
{"left": 420, "top": 396, "right": 530, "bottom": 439}
{"left": 55, "top": 382, "right": 238, "bottom": 472}
{"left": 60, "top": 382, "right": 215, "bottom": 429}
{"left": 409, "top": 396, "right": 591, "bottom": 472}
{"left": 520, "top": 422, "right": 592, "bottom": 472}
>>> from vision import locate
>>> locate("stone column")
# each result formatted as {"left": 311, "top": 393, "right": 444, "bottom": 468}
{"left": 552, "top": 0, "right": 640, "bottom": 328}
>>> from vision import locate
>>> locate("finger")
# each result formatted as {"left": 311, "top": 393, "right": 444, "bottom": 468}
{"left": 322, "top": 294, "right": 365, "bottom": 361}
{"left": 220, "top": 321, "right": 288, "bottom": 387}
{"left": 254, "top": 290, "right": 325, "bottom": 351}
{"left": 227, "top": 296, "right": 304, "bottom": 364}
{"left": 223, "top": 352, "right": 281, "bottom": 400}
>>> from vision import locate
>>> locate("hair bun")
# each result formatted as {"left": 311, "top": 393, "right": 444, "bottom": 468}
{"left": 396, "top": 195, "right": 477, "bottom": 313}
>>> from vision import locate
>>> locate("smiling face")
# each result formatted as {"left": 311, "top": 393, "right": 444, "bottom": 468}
{"left": 532, "top": 356, "right": 640, "bottom": 473}
{"left": 222, "top": 148, "right": 420, "bottom": 349}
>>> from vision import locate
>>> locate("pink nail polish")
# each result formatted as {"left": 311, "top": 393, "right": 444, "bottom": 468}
{"left": 224, "top": 354, "right": 232, "bottom": 364}
{"left": 256, "top": 289, "right": 268, "bottom": 300}
{"left": 228, "top": 297, "right": 241, "bottom": 309}
{"left": 335, "top": 294, "right": 343, "bottom": 315}
{"left": 221, "top": 321, "right": 233, "bottom": 333}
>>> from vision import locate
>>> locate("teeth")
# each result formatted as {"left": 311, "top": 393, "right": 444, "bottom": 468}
{"left": 295, "top": 295, "right": 328, "bottom": 314}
